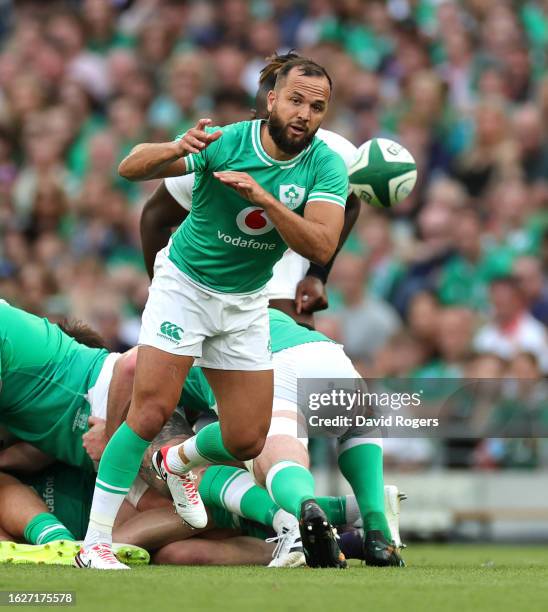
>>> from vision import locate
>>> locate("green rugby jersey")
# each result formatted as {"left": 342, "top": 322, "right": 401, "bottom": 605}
{"left": 180, "top": 367, "right": 217, "bottom": 414}
{"left": 0, "top": 302, "right": 108, "bottom": 470}
{"left": 268, "top": 308, "right": 334, "bottom": 352}
{"left": 168, "top": 119, "right": 348, "bottom": 293}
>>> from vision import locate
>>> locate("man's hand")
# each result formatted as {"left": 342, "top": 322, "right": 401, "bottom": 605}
{"left": 213, "top": 171, "right": 272, "bottom": 207}
{"left": 119, "top": 118, "right": 222, "bottom": 181}
{"left": 83, "top": 416, "right": 108, "bottom": 462}
{"left": 295, "top": 275, "right": 328, "bottom": 314}
{"left": 175, "top": 118, "right": 222, "bottom": 156}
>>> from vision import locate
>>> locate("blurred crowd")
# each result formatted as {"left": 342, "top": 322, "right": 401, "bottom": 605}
{"left": 0, "top": 0, "right": 547, "bottom": 470}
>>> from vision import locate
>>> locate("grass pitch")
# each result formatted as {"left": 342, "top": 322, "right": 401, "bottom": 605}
{"left": 1, "top": 545, "right": 547, "bottom": 612}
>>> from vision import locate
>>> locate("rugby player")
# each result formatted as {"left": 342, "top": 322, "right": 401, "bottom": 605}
{"left": 79, "top": 56, "right": 349, "bottom": 569}
{"left": 0, "top": 299, "right": 129, "bottom": 474}
{"left": 0, "top": 462, "right": 150, "bottom": 566}
{"left": 141, "top": 52, "right": 361, "bottom": 327}
{"left": 0, "top": 300, "right": 212, "bottom": 567}
{"left": 140, "top": 53, "right": 400, "bottom": 567}
{"left": 0, "top": 419, "right": 401, "bottom": 569}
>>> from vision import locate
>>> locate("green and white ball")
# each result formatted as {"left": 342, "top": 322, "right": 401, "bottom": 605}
{"left": 348, "top": 138, "right": 417, "bottom": 208}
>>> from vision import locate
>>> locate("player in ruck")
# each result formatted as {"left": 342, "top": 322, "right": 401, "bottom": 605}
{"left": 154, "top": 309, "right": 404, "bottom": 568}
{"left": 0, "top": 300, "right": 156, "bottom": 565}
{"left": 0, "top": 303, "right": 402, "bottom": 569}
{"left": 76, "top": 57, "right": 349, "bottom": 569}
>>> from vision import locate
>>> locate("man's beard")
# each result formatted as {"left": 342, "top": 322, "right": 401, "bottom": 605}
{"left": 267, "top": 110, "right": 317, "bottom": 155}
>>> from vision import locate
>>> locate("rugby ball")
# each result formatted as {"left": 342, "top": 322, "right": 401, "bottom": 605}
{"left": 348, "top": 138, "right": 417, "bottom": 208}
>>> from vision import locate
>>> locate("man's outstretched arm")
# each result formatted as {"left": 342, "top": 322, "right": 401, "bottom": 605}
{"left": 119, "top": 119, "right": 221, "bottom": 181}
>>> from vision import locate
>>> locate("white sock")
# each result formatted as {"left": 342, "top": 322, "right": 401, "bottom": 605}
{"left": 220, "top": 471, "right": 254, "bottom": 513}
{"left": 165, "top": 444, "right": 187, "bottom": 474}
{"left": 345, "top": 495, "right": 361, "bottom": 525}
{"left": 179, "top": 436, "right": 204, "bottom": 469}
{"left": 83, "top": 487, "right": 127, "bottom": 548}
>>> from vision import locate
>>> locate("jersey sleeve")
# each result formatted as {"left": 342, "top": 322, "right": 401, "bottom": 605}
{"left": 316, "top": 129, "right": 358, "bottom": 171}
{"left": 177, "top": 126, "right": 224, "bottom": 174}
{"left": 306, "top": 150, "right": 348, "bottom": 208}
{"left": 164, "top": 174, "right": 196, "bottom": 211}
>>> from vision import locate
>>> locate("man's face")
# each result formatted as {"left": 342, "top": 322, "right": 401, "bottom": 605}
{"left": 490, "top": 283, "right": 522, "bottom": 322}
{"left": 266, "top": 68, "right": 330, "bottom": 155}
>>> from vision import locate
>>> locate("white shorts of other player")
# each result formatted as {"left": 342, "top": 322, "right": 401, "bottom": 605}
{"left": 139, "top": 248, "right": 272, "bottom": 371}
{"left": 87, "top": 352, "right": 121, "bottom": 421}
{"left": 266, "top": 341, "right": 362, "bottom": 444}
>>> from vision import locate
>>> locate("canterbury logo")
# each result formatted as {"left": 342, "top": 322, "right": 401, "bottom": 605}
{"left": 159, "top": 321, "right": 183, "bottom": 342}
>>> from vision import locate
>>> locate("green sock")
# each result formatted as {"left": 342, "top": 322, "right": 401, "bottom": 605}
{"left": 183, "top": 422, "right": 237, "bottom": 466}
{"left": 316, "top": 495, "right": 361, "bottom": 526}
{"left": 95, "top": 422, "right": 150, "bottom": 493}
{"left": 338, "top": 442, "right": 391, "bottom": 540}
{"left": 199, "top": 465, "right": 278, "bottom": 527}
{"left": 85, "top": 422, "right": 150, "bottom": 545}
{"left": 24, "top": 513, "right": 75, "bottom": 544}
{"left": 266, "top": 461, "right": 316, "bottom": 519}
{"left": 317, "top": 496, "right": 347, "bottom": 526}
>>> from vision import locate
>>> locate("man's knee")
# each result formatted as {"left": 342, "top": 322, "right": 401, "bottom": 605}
{"left": 127, "top": 394, "right": 174, "bottom": 439}
{"left": 252, "top": 434, "right": 309, "bottom": 484}
{"left": 223, "top": 430, "right": 267, "bottom": 461}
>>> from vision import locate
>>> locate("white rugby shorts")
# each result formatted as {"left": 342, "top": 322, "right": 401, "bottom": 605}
{"left": 272, "top": 341, "right": 361, "bottom": 405}
{"left": 138, "top": 249, "right": 272, "bottom": 371}
{"left": 261, "top": 342, "right": 359, "bottom": 442}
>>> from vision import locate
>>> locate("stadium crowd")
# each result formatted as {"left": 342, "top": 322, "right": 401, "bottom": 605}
{"left": 0, "top": 0, "right": 547, "bottom": 470}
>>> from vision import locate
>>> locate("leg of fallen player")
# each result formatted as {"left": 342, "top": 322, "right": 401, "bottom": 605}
{"left": 153, "top": 536, "right": 273, "bottom": 566}
{"left": 78, "top": 345, "right": 194, "bottom": 569}
{"left": 251, "top": 412, "right": 346, "bottom": 568}
{"left": 0, "top": 472, "right": 77, "bottom": 564}
{"left": 0, "top": 472, "right": 75, "bottom": 545}
{"left": 113, "top": 506, "right": 211, "bottom": 551}
{"left": 253, "top": 421, "right": 312, "bottom": 517}
{"left": 190, "top": 410, "right": 344, "bottom": 568}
